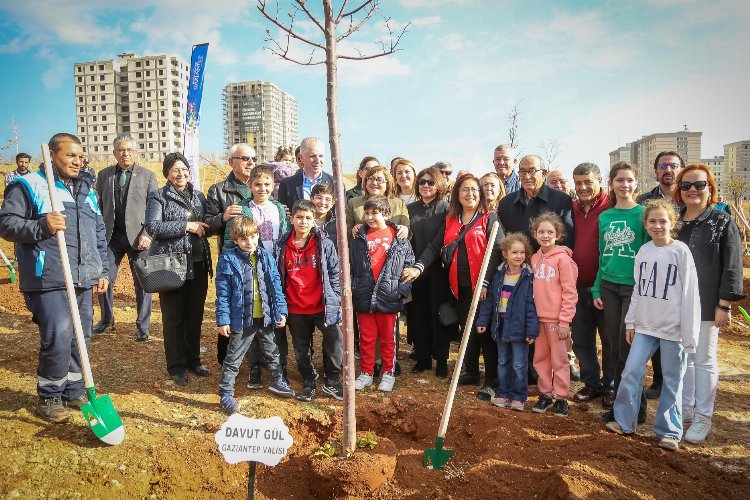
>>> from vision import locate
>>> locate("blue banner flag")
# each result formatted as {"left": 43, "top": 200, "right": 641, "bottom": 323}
{"left": 184, "top": 43, "right": 209, "bottom": 185}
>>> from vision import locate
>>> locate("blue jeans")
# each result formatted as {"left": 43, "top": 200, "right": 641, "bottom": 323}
{"left": 497, "top": 340, "right": 529, "bottom": 402}
{"left": 218, "top": 322, "right": 282, "bottom": 396}
{"left": 613, "top": 333, "right": 687, "bottom": 439}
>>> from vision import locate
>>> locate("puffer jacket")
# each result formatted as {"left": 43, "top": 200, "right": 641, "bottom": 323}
{"left": 350, "top": 221, "right": 415, "bottom": 313}
{"left": 0, "top": 170, "right": 108, "bottom": 292}
{"left": 215, "top": 246, "right": 288, "bottom": 331}
{"left": 476, "top": 263, "right": 538, "bottom": 342}
{"left": 276, "top": 227, "right": 341, "bottom": 326}
{"left": 145, "top": 183, "right": 213, "bottom": 280}
{"left": 677, "top": 206, "right": 745, "bottom": 320}
{"left": 205, "top": 172, "right": 251, "bottom": 249}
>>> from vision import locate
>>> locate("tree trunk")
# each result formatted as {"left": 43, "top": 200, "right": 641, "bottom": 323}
{"left": 323, "top": 0, "right": 356, "bottom": 455}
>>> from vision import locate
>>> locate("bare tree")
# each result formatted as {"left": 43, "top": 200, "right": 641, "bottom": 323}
{"left": 507, "top": 103, "right": 520, "bottom": 150}
{"left": 540, "top": 139, "right": 561, "bottom": 169}
{"left": 0, "top": 119, "right": 20, "bottom": 154}
{"left": 198, "top": 152, "right": 230, "bottom": 192}
{"left": 257, "top": 0, "right": 410, "bottom": 454}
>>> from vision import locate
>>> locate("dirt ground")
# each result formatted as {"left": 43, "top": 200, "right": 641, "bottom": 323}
{"left": 1, "top": 238, "right": 749, "bottom": 499}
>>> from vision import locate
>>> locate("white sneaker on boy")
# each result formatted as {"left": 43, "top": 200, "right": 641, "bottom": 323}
{"left": 684, "top": 414, "right": 712, "bottom": 444}
{"left": 378, "top": 373, "right": 396, "bottom": 392}
{"left": 355, "top": 373, "right": 373, "bottom": 391}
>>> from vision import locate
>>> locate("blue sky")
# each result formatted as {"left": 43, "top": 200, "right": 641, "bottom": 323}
{"left": 0, "top": 0, "right": 748, "bottom": 177}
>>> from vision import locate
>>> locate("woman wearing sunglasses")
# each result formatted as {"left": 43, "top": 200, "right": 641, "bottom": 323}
{"left": 673, "top": 163, "right": 744, "bottom": 444}
{"left": 405, "top": 167, "right": 454, "bottom": 377}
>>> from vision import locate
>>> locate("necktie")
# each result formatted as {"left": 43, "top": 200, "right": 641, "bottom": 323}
{"left": 118, "top": 169, "right": 127, "bottom": 188}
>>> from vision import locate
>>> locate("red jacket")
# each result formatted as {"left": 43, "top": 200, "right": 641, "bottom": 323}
{"left": 571, "top": 190, "right": 610, "bottom": 287}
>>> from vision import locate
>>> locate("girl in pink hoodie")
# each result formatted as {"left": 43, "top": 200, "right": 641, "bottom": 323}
{"left": 530, "top": 212, "right": 579, "bottom": 417}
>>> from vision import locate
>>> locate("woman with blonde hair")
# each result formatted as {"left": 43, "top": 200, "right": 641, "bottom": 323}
{"left": 392, "top": 158, "right": 418, "bottom": 205}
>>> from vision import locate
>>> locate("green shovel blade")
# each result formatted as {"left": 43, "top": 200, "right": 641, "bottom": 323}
{"left": 738, "top": 306, "right": 750, "bottom": 326}
{"left": 80, "top": 387, "right": 125, "bottom": 445}
{"left": 6, "top": 264, "right": 16, "bottom": 283}
{"left": 424, "top": 436, "right": 454, "bottom": 470}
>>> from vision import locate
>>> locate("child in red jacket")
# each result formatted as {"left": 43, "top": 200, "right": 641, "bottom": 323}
{"left": 530, "top": 212, "right": 579, "bottom": 417}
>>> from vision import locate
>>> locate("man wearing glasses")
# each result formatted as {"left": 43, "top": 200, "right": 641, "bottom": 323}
{"left": 278, "top": 137, "right": 334, "bottom": 212}
{"left": 205, "top": 143, "right": 257, "bottom": 250}
{"left": 93, "top": 135, "right": 157, "bottom": 340}
{"left": 636, "top": 151, "right": 684, "bottom": 208}
{"left": 493, "top": 144, "right": 521, "bottom": 194}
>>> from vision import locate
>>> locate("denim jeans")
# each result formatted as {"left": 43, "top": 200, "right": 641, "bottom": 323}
{"left": 572, "top": 286, "right": 612, "bottom": 391}
{"left": 287, "top": 312, "right": 342, "bottom": 386}
{"left": 218, "top": 322, "right": 282, "bottom": 396}
{"left": 682, "top": 321, "right": 720, "bottom": 418}
{"left": 497, "top": 340, "right": 529, "bottom": 402}
{"left": 613, "top": 333, "right": 687, "bottom": 439}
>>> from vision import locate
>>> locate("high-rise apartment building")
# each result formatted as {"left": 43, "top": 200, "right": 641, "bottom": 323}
{"left": 724, "top": 140, "right": 750, "bottom": 199}
{"left": 222, "top": 81, "right": 298, "bottom": 161}
{"left": 701, "top": 156, "right": 725, "bottom": 192}
{"left": 610, "top": 130, "right": 702, "bottom": 193}
{"left": 74, "top": 53, "right": 189, "bottom": 162}
{"left": 609, "top": 144, "right": 632, "bottom": 165}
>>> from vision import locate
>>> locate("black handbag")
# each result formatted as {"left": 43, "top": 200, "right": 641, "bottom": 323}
{"left": 439, "top": 213, "right": 481, "bottom": 268}
{"left": 133, "top": 253, "right": 187, "bottom": 293}
{"left": 438, "top": 299, "right": 459, "bottom": 326}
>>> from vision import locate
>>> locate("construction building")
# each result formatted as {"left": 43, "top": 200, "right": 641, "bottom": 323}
{"left": 74, "top": 53, "right": 189, "bottom": 162}
{"left": 222, "top": 81, "right": 298, "bottom": 161}
{"left": 723, "top": 140, "right": 750, "bottom": 200}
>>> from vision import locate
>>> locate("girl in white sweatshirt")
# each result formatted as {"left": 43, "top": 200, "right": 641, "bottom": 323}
{"left": 605, "top": 199, "right": 700, "bottom": 452}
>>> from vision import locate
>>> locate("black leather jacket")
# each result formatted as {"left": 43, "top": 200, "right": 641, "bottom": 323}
{"left": 205, "top": 172, "right": 249, "bottom": 250}
{"left": 677, "top": 206, "right": 745, "bottom": 320}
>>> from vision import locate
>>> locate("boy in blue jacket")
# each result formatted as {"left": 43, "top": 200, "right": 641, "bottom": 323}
{"left": 477, "top": 233, "right": 539, "bottom": 411}
{"left": 216, "top": 215, "right": 293, "bottom": 414}
{"left": 350, "top": 196, "right": 414, "bottom": 392}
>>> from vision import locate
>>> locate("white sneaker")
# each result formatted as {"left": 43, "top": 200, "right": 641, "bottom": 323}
{"left": 682, "top": 405, "right": 695, "bottom": 427}
{"left": 378, "top": 373, "right": 396, "bottom": 392}
{"left": 684, "top": 414, "right": 712, "bottom": 444}
{"left": 355, "top": 373, "right": 373, "bottom": 391}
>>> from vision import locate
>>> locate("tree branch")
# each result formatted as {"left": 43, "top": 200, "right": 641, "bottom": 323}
{"left": 341, "top": 0, "right": 376, "bottom": 19}
{"left": 264, "top": 28, "right": 325, "bottom": 65}
{"left": 335, "top": 0, "right": 350, "bottom": 23}
{"left": 339, "top": 14, "right": 410, "bottom": 59}
{"left": 257, "top": 0, "right": 326, "bottom": 51}
{"left": 336, "top": 1, "right": 378, "bottom": 41}
{"left": 293, "top": 0, "right": 325, "bottom": 33}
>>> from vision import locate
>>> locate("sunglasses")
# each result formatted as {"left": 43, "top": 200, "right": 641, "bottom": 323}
{"left": 418, "top": 178, "right": 436, "bottom": 186}
{"left": 232, "top": 156, "right": 257, "bottom": 162}
{"left": 679, "top": 180, "right": 708, "bottom": 191}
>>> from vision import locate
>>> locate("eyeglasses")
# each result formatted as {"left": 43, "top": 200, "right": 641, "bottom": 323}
{"left": 679, "top": 180, "right": 708, "bottom": 191}
{"left": 459, "top": 187, "right": 480, "bottom": 194}
{"left": 232, "top": 156, "right": 256, "bottom": 162}
{"left": 658, "top": 162, "right": 681, "bottom": 170}
{"left": 168, "top": 167, "right": 189, "bottom": 175}
{"left": 313, "top": 195, "right": 333, "bottom": 204}
{"left": 367, "top": 177, "right": 387, "bottom": 184}
{"left": 518, "top": 168, "right": 542, "bottom": 177}
{"left": 418, "top": 178, "right": 436, "bottom": 186}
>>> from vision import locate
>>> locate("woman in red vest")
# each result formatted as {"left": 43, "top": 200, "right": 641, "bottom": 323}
{"left": 402, "top": 173, "right": 504, "bottom": 400}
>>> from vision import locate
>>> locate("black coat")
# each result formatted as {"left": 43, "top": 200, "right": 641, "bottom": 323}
{"left": 498, "top": 183, "right": 574, "bottom": 251}
{"left": 407, "top": 198, "right": 450, "bottom": 277}
{"left": 205, "top": 172, "right": 250, "bottom": 250}
{"left": 350, "top": 221, "right": 415, "bottom": 313}
{"left": 277, "top": 170, "right": 334, "bottom": 212}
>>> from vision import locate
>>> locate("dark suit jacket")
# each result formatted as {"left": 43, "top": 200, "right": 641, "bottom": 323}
{"left": 277, "top": 170, "right": 334, "bottom": 211}
{"left": 95, "top": 164, "right": 158, "bottom": 247}
{"left": 498, "top": 183, "right": 574, "bottom": 251}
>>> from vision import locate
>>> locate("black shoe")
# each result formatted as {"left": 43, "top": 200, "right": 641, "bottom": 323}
{"left": 637, "top": 410, "right": 647, "bottom": 425}
{"left": 322, "top": 382, "right": 344, "bottom": 400}
{"left": 247, "top": 366, "right": 263, "bottom": 389}
{"left": 93, "top": 319, "right": 114, "bottom": 334}
{"left": 373, "top": 363, "right": 382, "bottom": 379}
{"left": 297, "top": 385, "right": 316, "bottom": 402}
{"left": 172, "top": 374, "right": 188, "bottom": 386}
{"left": 601, "top": 409, "right": 615, "bottom": 422}
{"left": 412, "top": 359, "right": 432, "bottom": 373}
{"left": 136, "top": 330, "right": 150, "bottom": 342}
{"left": 408, "top": 347, "right": 418, "bottom": 360}
{"left": 189, "top": 365, "right": 209, "bottom": 376}
{"left": 394, "top": 361, "right": 402, "bottom": 377}
{"left": 435, "top": 360, "right": 448, "bottom": 378}
{"left": 644, "top": 384, "right": 662, "bottom": 400}
{"left": 572, "top": 387, "right": 602, "bottom": 403}
{"left": 476, "top": 385, "right": 495, "bottom": 401}
{"left": 457, "top": 372, "right": 481, "bottom": 386}
{"left": 532, "top": 394, "right": 554, "bottom": 413}
{"left": 553, "top": 399, "right": 569, "bottom": 417}
{"left": 601, "top": 390, "right": 615, "bottom": 409}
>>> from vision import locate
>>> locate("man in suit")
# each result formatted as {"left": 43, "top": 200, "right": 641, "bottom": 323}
{"left": 277, "top": 137, "right": 333, "bottom": 212}
{"left": 93, "top": 135, "right": 158, "bottom": 340}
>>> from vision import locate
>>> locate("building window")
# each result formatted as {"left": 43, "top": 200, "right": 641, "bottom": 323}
{"left": 78, "top": 86, "right": 83, "bottom": 92}
{"left": 78, "top": 97, "right": 83, "bottom": 103}
{"left": 90, "top": 85, "right": 95, "bottom": 91}
{"left": 103, "top": 125, "right": 107, "bottom": 131}
{"left": 77, "top": 76, "right": 83, "bottom": 83}
{"left": 103, "top": 136, "right": 108, "bottom": 142}
{"left": 136, "top": 62, "right": 141, "bottom": 68}
{"left": 136, "top": 71, "right": 142, "bottom": 78}
{"left": 89, "top": 65, "right": 94, "bottom": 71}
{"left": 79, "top": 106, "right": 83, "bottom": 112}
{"left": 99, "top": 64, "right": 104, "bottom": 71}
{"left": 77, "top": 66, "right": 82, "bottom": 73}
{"left": 100, "top": 85, "right": 105, "bottom": 91}
{"left": 101, "top": 105, "right": 106, "bottom": 111}
{"left": 137, "top": 92, "right": 143, "bottom": 98}
{"left": 100, "top": 75, "right": 105, "bottom": 81}
{"left": 138, "top": 113, "right": 144, "bottom": 118}
{"left": 139, "top": 133, "right": 144, "bottom": 139}
{"left": 80, "top": 127, "right": 84, "bottom": 133}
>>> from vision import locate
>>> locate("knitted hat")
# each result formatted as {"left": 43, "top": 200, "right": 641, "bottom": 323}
{"left": 162, "top": 152, "right": 190, "bottom": 177}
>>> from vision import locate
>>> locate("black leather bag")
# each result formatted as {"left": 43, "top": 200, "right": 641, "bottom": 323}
{"left": 439, "top": 214, "right": 481, "bottom": 268}
{"left": 438, "top": 299, "right": 459, "bottom": 326}
{"left": 133, "top": 253, "right": 187, "bottom": 293}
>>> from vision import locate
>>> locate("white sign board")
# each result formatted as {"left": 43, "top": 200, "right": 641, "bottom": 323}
{"left": 215, "top": 414, "right": 294, "bottom": 466}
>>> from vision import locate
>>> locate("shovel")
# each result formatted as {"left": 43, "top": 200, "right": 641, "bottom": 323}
{"left": 738, "top": 306, "right": 750, "bottom": 327}
{"left": 41, "top": 144, "right": 125, "bottom": 445}
{"left": 0, "top": 248, "right": 16, "bottom": 283}
{"left": 424, "top": 221, "right": 500, "bottom": 470}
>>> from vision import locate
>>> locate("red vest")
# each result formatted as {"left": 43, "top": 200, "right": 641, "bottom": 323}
{"left": 443, "top": 212, "right": 492, "bottom": 298}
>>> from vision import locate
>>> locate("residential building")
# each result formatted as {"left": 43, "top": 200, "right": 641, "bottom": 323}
{"left": 611, "top": 129, "right": 702, "bottom": 193}
{"left": 724, "top": 140, "right": 750, "bottom": 200}
{"left": 74, "top": 53, "right": 189, "bottom": 162}
{"left": 701, "top": 156, "right": 725, "bottom": 192}
{"left": 609, "top": 144, "right": 632, "bottom": 165}
{"left": 222, "top": 81, "right": 298, "bottom": 161}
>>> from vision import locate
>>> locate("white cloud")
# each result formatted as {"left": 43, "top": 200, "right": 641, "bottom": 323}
{"left": 339, "top": 55, "right": 411, "bottom": 86}
{"left": 399, "top": 0, "right": 475, "bottom": 7}
{"left": 412, "top": 15, "right": 443, "bottom": 27}
{"left": 442, "top": 32, "right": 473, "bottom": 51}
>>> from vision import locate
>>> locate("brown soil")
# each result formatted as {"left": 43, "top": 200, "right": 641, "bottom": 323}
{"left": 1, "top": 236, "right": 749, "bottom": 499}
